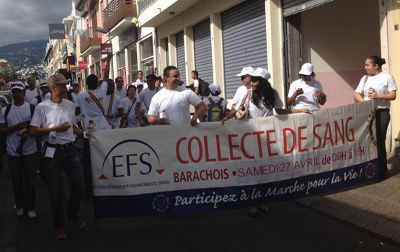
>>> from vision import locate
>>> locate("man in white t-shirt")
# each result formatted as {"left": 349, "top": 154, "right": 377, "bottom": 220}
{"left": 0, "top": 81, "right": 37, "bottom": 218}
{"left": 221, "top": 66, "right": 255, "bottom": 124}
{"left": 39, "top": 80, "right": 50, "bottom": 102}
{"left": 133, "top": 70, "right": 147, "bottom": 90}
{"left": 71, "top": 82, "right": 80, "bottom": 108}
{"left": 30, "top": 73, "right": 87, "bottom": 239}
{"left": 114, "top": 77, "right": 127, "bottom": 100}
{"left": 136, "top": 74, "right": 157, "bottom": 126}
{"left": 25, "top": 77, "right": 42, "bottom": 105}
{"left": 147, "top": 66, "right": 207, "bottom": 126}
{"left": 104, "top": 79, "right": 123, "bottom": 129}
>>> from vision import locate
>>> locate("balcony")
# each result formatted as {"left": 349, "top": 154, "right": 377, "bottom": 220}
{"left": 103, "top": 0, "right": 137, "bottom": 31}
{"left": 137, "top": 0, "right": 156, "bottom": 14}
{"left": 80, "top": 27, "right": 102, "bottom": 54}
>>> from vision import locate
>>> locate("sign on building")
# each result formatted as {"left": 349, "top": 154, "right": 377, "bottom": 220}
{"left": 49, "top": 24, "right": 65, "bottom": 39}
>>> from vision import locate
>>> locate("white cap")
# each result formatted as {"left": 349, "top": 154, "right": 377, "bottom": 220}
{"left": 236, "top": 66, "right": 255, "bottom": 77}
{"left": 209, "top": 83, "right": 221, "bottom": 94}
{"left": 299, "top": 63, "right": 314, "bottom": 75}
{"left": 11, "top": 81, "right": 25, "bottom": 90}
{"left": 250, "top": 67, "right": 271, "bottom": 80}
{"left": 134, "top": 80, "right": 144, "bottom": 87}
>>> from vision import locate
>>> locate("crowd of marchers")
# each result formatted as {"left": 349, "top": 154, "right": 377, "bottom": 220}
{"left": 0, "top": 55, "right": 396, "bottom": 239}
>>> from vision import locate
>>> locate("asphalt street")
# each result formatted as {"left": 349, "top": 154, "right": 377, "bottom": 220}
{"left": 12, "top": 175, "right": 400, "bottom": 252}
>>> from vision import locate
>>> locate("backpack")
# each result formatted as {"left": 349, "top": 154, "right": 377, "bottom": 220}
{"left": 207, "top": 97, "right": 224, "bottom": 122}
{"left": 198, "top": 78, "right": 210, "bottom": 97}
{"left": 5, "top": 103, "right": 35, "bottom": 127}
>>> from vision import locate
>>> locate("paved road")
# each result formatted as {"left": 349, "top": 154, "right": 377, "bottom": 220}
{"left": 13, "top": 177, "right": 400, "bottom": 252}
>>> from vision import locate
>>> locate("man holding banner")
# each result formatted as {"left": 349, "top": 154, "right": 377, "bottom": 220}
{"left": 147, "top": 66, "right": 207, "bottom": 126}
{"left": 76, "top": 55, "right": 111, "bottom": 198}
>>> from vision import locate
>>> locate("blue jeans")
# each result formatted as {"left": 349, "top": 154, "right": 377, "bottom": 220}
{"left": 8, "top": 154, "right": 37, "bottom": 211}
{"left": 42, "top": 144, "right": 85, "bottom": 228}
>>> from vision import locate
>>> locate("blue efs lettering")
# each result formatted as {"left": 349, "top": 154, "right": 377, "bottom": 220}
{"left": 112, "top": 152, "right": 152, "bottom": 177}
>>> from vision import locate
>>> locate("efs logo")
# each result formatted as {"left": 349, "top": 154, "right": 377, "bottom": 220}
{"left": 100, "top": 139, "right": 162, "bottom": 179}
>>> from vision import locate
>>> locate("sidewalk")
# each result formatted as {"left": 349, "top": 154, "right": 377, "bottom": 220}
{"left": 296, "top": 153, "right": 400, "bottom": 243}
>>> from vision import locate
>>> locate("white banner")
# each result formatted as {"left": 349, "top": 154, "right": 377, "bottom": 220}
{"left": 90, "top": 101, "right": 378, "bottom": 216}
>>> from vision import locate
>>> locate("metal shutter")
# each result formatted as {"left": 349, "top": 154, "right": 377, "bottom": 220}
{"left": 165, "top": 38, "right": 169, "bottom": 66}
{"left": 222, "top": 0, "right": 267, "bottom": 99}
{"left": 282, "top": 0, "right": 334, "bottom": 17}
{"left": 175, "top": 31, "right": 186, "bottom": 84}
{"left": 193, "top": 19, "right": 213, "bottom": 85}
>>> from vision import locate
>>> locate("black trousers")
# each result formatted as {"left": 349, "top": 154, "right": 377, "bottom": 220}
{"left": 375, "top": 109, "right": 390, "bottom": 178}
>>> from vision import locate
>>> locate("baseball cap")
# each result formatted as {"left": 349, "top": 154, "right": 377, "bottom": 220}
{"left": 72, "top": 82, "right": 80, "bottom": 86}
{"left": 209, "top": 83, "right": 221, "bottom": 94}
{"left": 48, "top": 73, "right": 70, "bottom": 86}
{"left": 250, "top": 67, "right": 271, "bottom": 80}
{"left": 236, "top": 66, "right": 255, "bottom": 77}
{"left": 299, "top": 63, "right": 313, "bottom": 75}
{"left": 11, "top": 81, "right": 25, "bottom": 90}
{"left": 134, "top": 81, "right": 144, "bottom": 87}
{"left": 39, "top": 79, "right": 48, "bottom": 87}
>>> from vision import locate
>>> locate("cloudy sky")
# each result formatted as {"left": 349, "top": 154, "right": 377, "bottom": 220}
{"left": 0, "top": 0, "right": 75, "bottom": 47}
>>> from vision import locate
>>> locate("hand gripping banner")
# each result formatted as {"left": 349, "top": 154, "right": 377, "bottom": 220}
{"left": 90, "top": 101, "right": 378, "bottom": 217}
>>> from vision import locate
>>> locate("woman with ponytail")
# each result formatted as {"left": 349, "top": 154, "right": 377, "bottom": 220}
{"left": 354, "top": 56, "right": 397, "bottom": 179}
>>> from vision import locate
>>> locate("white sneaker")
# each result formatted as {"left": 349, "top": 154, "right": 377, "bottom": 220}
{"left": 27, "top": 210, "right": 36, "bottom": 218}
{"left": 16, "top": 208, "right": 24, "bottom": 216}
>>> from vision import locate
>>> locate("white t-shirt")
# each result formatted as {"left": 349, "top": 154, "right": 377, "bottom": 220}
{"left": 77, "top": 81, "right": 110, "bottom": 131}
{"left": 203, "top": 96, "right": 228, "bottom": 114}
{"left": 249, "top": 91, "right": 283, "bottom": 118}
{"left": 42, "top": 92, "right": 50, "bottom": 101}
{"left": 114, "top": 87, "right": 127, "bottom": 100}
{"left": 71, "top": 92, "right": 80, "bottom": 107}
{"left": 355, "top": 72, "right": 397, "bottom": 109}
{"left": 25, "top": 88, "right": 42, "bottom": 105}
{"left": 0, "top": 102, "right": 37, "bottom": 156}
{"left": 231, "top": 85, "right": 251, "bottom": 109}
{"left": 122, "top": 96, "right": 139, "bottom": 128}
{"left": 287, "top": 79, "right": 323, "bottom": 111}
{"left": 193, "top": 79, "right": 199, "bottom": 88}
{"left": 148, "top": 85, "right": 202, "bottom": 125}
{"left": 137, "top": 87, "right": 156, "bottom": 115}
{"left": 31, "top": 99, "right": 77, "bottom": 145}
{"left": 104, "top": 94, "right": 123, "bottom": 129}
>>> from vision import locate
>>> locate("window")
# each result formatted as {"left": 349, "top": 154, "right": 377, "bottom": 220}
{"left": 140, "top": 37, "right": 154, "bottom": 76}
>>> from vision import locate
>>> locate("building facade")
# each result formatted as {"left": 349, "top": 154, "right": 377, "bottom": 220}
{"left": 137, "top": 0, "right": 400, "bottom": 153}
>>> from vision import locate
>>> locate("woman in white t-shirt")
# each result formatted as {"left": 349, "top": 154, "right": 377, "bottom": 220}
{"left": 354, "top": 56, "right": 397, "bottom": 179}
{"left": 287, "top": 63, "right": 327, "bottom": 111}
{"left": 247, "top": 68, "right": 309, "bottom": 217}
{"left": 121, "top": 85, "right": 139, "bottom": 128}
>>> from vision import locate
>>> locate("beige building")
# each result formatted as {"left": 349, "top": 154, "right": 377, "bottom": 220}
{"left": 137, "top": 0, "right": 400, "bottom": 154}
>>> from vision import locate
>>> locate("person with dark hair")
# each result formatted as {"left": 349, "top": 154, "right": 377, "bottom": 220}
{"left": 0, "top": 81, "right": 37, "bottom": 218}
{"left": 114, "top": 77, "right": 127, "bottom": 100}
{"left": 136, "top": 74, "right": 157, "bottom": 126}
{"left": 147, "top": 66, "right": 207, "bottom": 126}
{"left": 121, "top": 85, "right": 139, "bottom": 128}
{"left": 287, "top": 63, "right": 326, "bottom": 111}
{"left": 25, "top": 77, "right": 42, "bottom": 105}
{"left": 155, "top": 76, "right": 163, "bottom": 92}
{"left": 223, "top": 67, "right": 309, "bottom": 217}
{"left": 133, "top": 70, "right": 147, "bottom": 90}
{"left": 354, "top": 55, "right": 397, "bottom": 179}
{"left": 221, "top": 66, "right": 254, "bottom": 124}
{"left": 77, "top": 56, "right": 112, "bottom": 131}
{"left": 76, "top": 56, "right": 112, "bottom": 199}
{"left": 105, "top": 79, "right": 123, "bottom": 129}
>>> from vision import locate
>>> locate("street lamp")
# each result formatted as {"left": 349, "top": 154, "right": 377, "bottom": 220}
{"left": 96, "top": 28, "right": 109, "bottom": 34}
